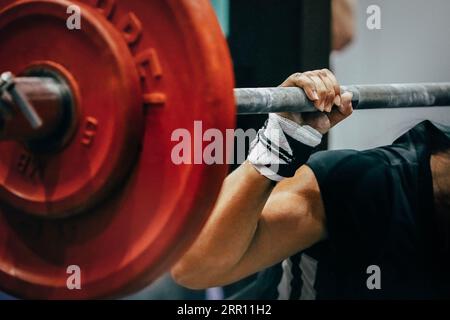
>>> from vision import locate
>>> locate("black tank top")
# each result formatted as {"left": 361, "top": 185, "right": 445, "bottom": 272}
{"left": 229, "top": 121, "right": 450, "bottom": 300}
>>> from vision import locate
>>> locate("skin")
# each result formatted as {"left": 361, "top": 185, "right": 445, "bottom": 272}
{"left": 171, "top": 70, "right": 449, "bottom": 290}
{"left": 431, "top": 150, "right": 450, "bottom": 247}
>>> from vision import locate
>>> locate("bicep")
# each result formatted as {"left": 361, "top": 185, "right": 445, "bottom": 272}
{"left": 220, "top": 165, "right": 326, "bottom": 285}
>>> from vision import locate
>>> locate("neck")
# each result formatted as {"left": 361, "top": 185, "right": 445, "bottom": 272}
{"left": 431, "top": 152, "right": 450, "bottom": 211}
{"left": 431, "top": 152, "right": 450, "bottom": 250}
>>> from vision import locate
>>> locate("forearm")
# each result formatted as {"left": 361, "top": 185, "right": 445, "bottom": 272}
{"left": 197, "top": 165, "right": 327, "bottom": 287}
{"left": 171, "top": 161, "right": 274, "bottom": 288}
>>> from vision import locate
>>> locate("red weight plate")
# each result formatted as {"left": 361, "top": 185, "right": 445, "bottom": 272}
{"left": 0, "top": 1, "right": 143, "bottom": 218}
{"left": 0, "top": 0, "right": 235, "bottom": 299}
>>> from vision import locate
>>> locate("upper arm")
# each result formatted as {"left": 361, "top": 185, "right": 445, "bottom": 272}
{"left": 220, "top": 165, "right": 326, "bottom": 285}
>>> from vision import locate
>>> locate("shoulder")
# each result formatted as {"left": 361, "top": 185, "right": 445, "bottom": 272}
{"left": 305, "top": 149, "right": 396, "bottom": 224}
{"left": 306, "top": 149, "right": 389, "bottom": 189}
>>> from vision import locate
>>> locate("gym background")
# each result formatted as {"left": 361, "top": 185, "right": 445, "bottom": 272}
{"left": 0, "top": 0, "right": 449, "bottom": 300}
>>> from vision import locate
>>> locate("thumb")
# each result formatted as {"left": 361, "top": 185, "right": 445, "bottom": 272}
{"left": 328, "top": 91, "right": 353, "bottom": 128}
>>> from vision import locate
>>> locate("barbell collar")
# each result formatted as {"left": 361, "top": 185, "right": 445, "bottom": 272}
{"left": 1, "top": 72, "right": 44, "bottom": 129}
{"left": 0, "top": 76, "right": 67, "bottom": 142}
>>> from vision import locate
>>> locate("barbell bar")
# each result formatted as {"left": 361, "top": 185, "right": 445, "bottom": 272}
{"left": 235, "top": 83, "right": 450, "bottom": 114}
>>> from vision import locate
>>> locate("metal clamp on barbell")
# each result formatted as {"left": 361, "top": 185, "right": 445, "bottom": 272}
{"left": 0, "top": 71, "right": 43, "bottom": 129}
{"left": 0, "top": 71, "right": 74, "bottom": 143}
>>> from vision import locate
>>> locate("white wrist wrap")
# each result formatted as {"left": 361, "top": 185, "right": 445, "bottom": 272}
{"left": 248, "top": 114, "right": 322, "bottom": 181}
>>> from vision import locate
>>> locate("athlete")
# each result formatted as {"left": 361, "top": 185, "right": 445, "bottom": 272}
{"left": 171, "top": 70, "right": 450, "bottom": 299}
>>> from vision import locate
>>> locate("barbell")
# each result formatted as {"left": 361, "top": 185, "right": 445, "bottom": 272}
{"left": 0, "top": 0, "right": 448, "bottom": 299}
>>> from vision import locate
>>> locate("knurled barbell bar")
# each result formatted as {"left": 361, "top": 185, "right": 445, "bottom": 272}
{"left": 0, "top": 0, "right": 448, "bottom": 299}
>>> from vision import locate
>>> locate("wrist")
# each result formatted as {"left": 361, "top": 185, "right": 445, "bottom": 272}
{"left": 276, "top": 112, "right": 305, "bottom": 126}
{"left": 247, "top": 114, "right": 322, "bottom": 182}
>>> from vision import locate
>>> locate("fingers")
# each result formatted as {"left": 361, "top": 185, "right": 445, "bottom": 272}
{"left": 338, "top": 91, "right": 353, "bottom": 115}
{"left": 281, "top": 69, "right": 341, "bottom": 113}
{"left": 280, "top": 73, "right": 321, "bottom": 109}
{"left": 317, "top": 70, "right": 336, "bottom": 112}
{"left": 304, "top": 72, "right": 328, "bottom": 111}
{"left": 278, "top": 70, "right": 349, "bottom": 134}
{"left": 328, "top": 91, "right": 353, "bottom": 128}
{"left": 321, "top": 69, "right": 341, "bottom": 107}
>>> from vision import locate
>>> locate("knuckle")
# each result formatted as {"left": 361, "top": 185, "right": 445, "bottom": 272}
{"left": 325, "top": 69, "right": 338, "bottom": 81}
{"left": 321, "top": 68, "right": 331, "bottom": 76}
{"left": 318, "top": 87, "right": 326, "bottom": 95}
